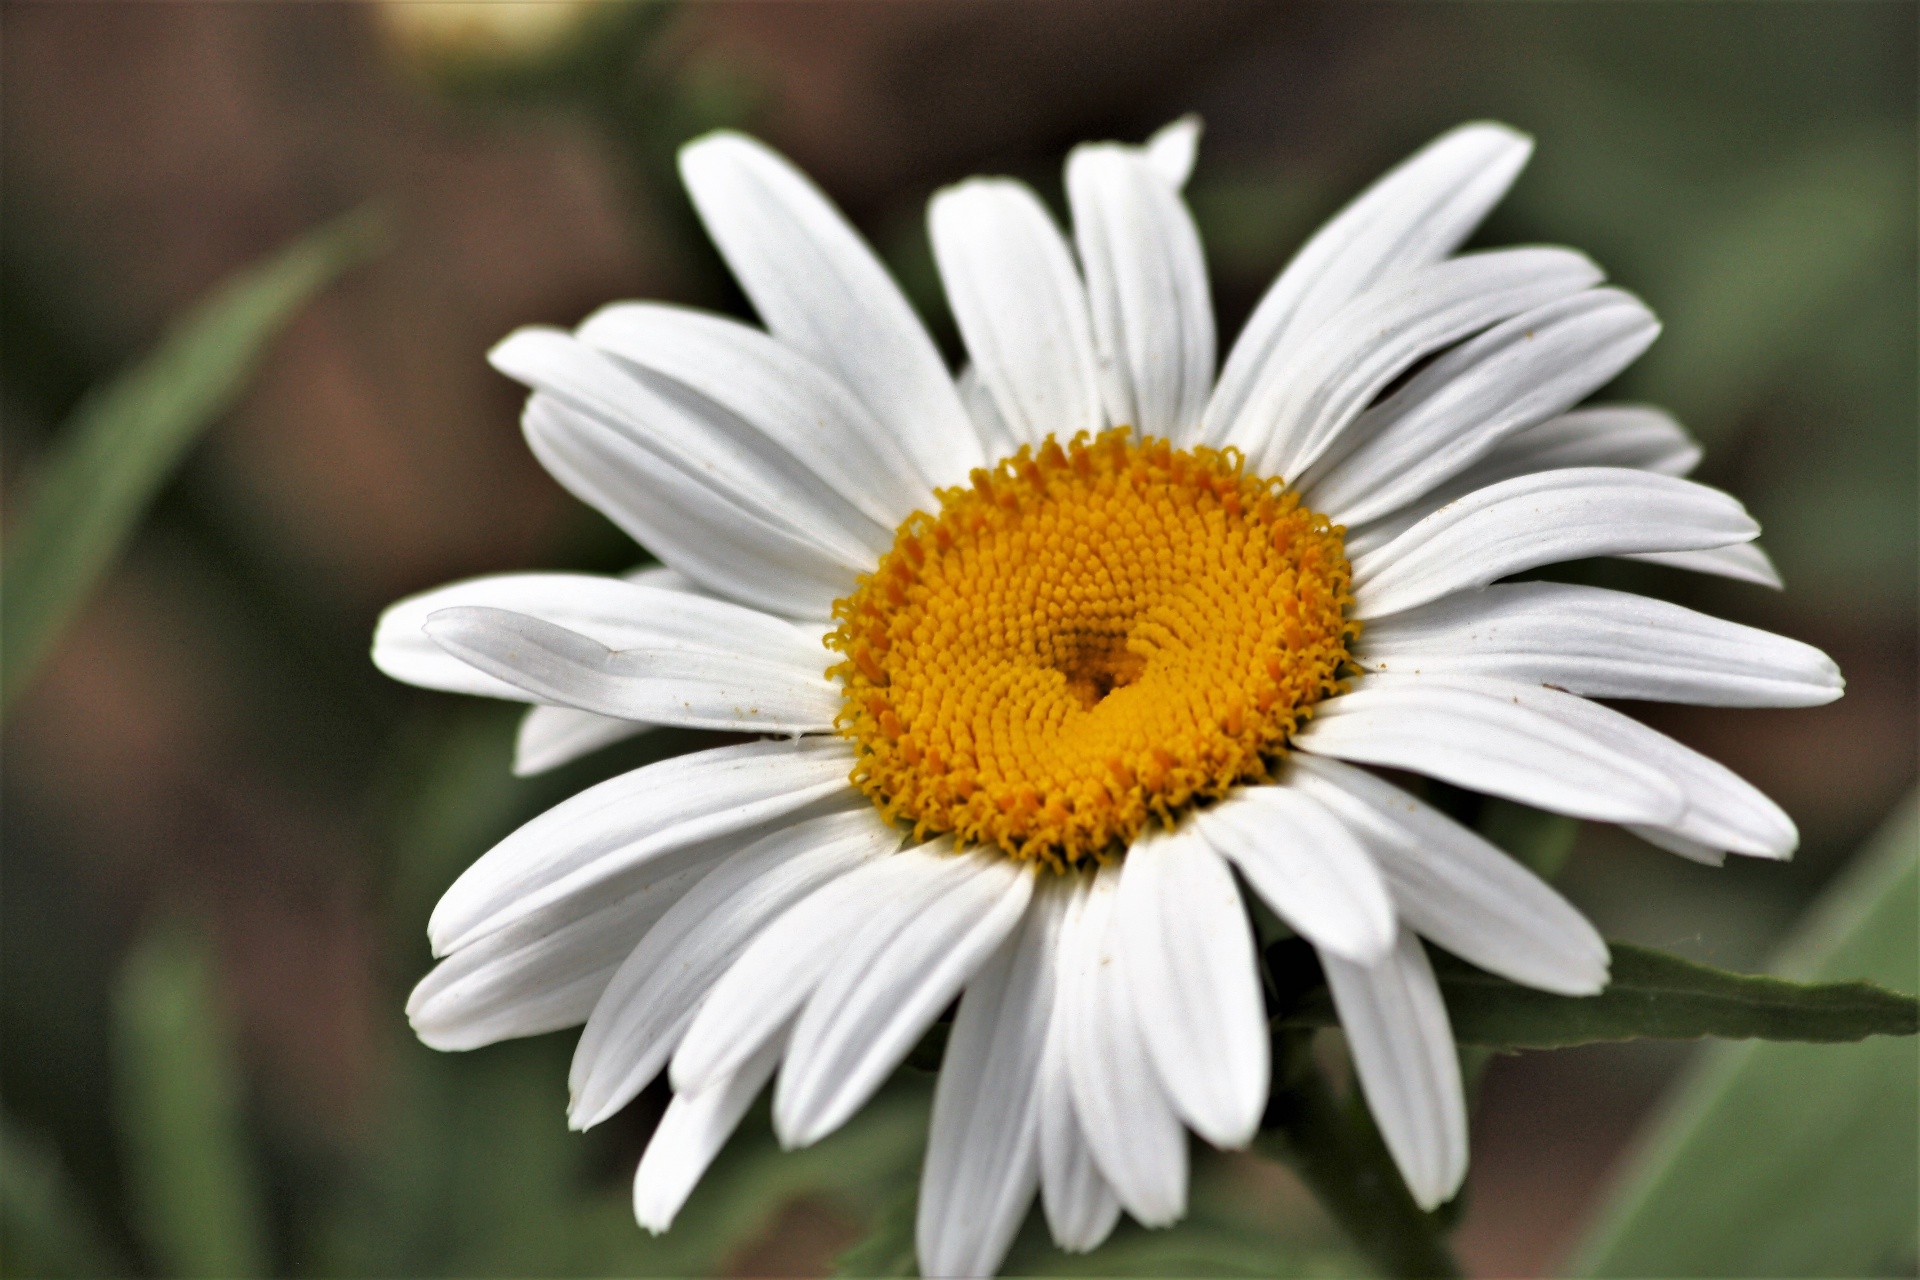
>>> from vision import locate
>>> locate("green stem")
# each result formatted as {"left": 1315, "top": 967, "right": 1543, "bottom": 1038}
{"left": 1258, "top": 1032, "right": 1463, "bottom": 1279}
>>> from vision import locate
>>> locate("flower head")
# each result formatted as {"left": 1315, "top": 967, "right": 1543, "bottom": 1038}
{"left": 375, "top": 115, "right": 1842, "bottom": 1275}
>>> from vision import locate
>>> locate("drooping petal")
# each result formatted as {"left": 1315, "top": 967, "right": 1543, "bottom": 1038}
{"left": 407, "top": 855, "right": 712, "bottom": 1051}
{"left": 494, "top": 329, "right": 890, "bottom": 565}
{"left": 677, "top": 131, "right": 982, "bottom": 487}
{"left": 429, "top": 737, "right": 854, "bottom": 954}
{"left": 1355, "top": 581, "right": 1843, "bottom": 707}
{"left": 1350, "top": 467, "right": 1759, "bottom": 620}
{"left": 916, "top": 879, "right": 1066, "bottom": 1279}
{"left": 1207, "top": 123, "right": 1534, "bottom": 442}
{"left": 929, "top": 178, "right": 1105, "bottom": 448}
{"left": 633, "top": 1033, "right": 785, "bottom": 1233}
{"left": 1112, "top": 827, "right": 1268, "bottom": 1148}
{"left": 1143, "top": 115, "right": 1202, "bottom": 188}
{"left": 1192, "top": 788, "right": 1396, "bottom": 965}
{"left": 1061, "top": 863, "right": 1188, "bottom": 1227}
{"left": 1285, "top": 755, "right": 1609, "bottom": 995}
{"left": 1066, "top": 142, "right": 1214, "bottom": 439}
{"left": 1626, "top": 542, "right": 1784, "bottom": 588}
{"left": 567, "top": 807, "right": 894, "bottom": 1130}
{"left": 775, "top": 844, "right": 1034, "bottom": 1148}
{"left": 1222, "top": 248, "right": 1604, "bottom": 478}
{"left": 524, "top": 394, "right": 854, "bottom": 618}
{"left": 1301, "top": 288, "right": 1661, "bottom": 525}
{"left": 423, "top": 607, "right": 839, "bottom": 733}
{"left": 1321, "top": 929, "right": 1468, "bottom": 1210}
{"left": 1293, "top": 676, "right": 1685, "bottom": 826}
{"left": 577, "top": 302, "right": 934, "bottom": 526}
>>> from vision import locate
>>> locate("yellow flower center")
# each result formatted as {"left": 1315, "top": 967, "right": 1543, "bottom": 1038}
{"left": 828, "top": 429, "right": 1356, "bottom": 868}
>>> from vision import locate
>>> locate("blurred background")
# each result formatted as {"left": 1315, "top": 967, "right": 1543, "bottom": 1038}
{"left": 2, "top": 3, "right": 1914, "bottom": 1276}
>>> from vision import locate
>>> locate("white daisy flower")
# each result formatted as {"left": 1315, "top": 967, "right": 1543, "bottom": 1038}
{"left": 374, "top": 117, "right": 1843, "bottom": 1275}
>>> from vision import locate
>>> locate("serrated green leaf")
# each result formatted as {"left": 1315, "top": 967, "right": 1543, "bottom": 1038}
{"left": 1568, "top": 793, "right": 1919, "bottom": 1277}
{"left": 0, "top": 205, "right": 384, "bottom": 715}
{"left": 112, "top": 918, "right": 269, "bottom": 1279}
{"left": 1277, "top": 941, "right": 1916, "bottom": 1049}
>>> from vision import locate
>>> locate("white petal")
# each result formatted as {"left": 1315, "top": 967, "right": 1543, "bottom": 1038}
{"left": 1302, "top": 288, "right": 1661, "bottom": 525}
{"left": 1355, "top": 581, "right": 1843, "bottom": 707}
{"left": 1350, "top": 467, "right": 1759, "bottom": 620}
{"left": 1036, "top": 988, "right": 1123, "bottom": 1253}
{"left": 956, "top": 364, "right": 1020, "bottom": 459}
{"left": 1423, "top": 675, "right": 1797, "bottom": 859}
{"left": 524, "top": 394, "right": 853, "bottom": 618}
{"left": 678, "top": 132, "right": 982, "bottom": 488}
{"left": 669, "top": 853, "right": 913, "bottom": 1096}
{"left": 406, "top": 856, "right": 711, "bottom": 1051}
{"left": 930, "top": 178, "right": 1105, "bottom": 448}
{"left": 775, "top": 843, "right": 1033, "bottom": 1147}
{"left": 1144, "top": 115, "right": 1202, "bottom": 188}
{"left": 423, "top": 607, "right": 838, "bottom": 733}
{"left": 1340, "top": 404, "right": 1706, "bottom": 559}
{"left": 1321, "top": 929, "right": 1468, "bottom": 1210}
{"left": 514, "top": 706, "right": 652, "bottom": 777}
{"left": 633, "top": 1032, "right": 785, "bottom": 1233}
{"left": 1061, "top": 863, "right": 1188, "bottom": 1227}
{"left": 1293, "top": 676, "right": 1685, "bottom": 826}
{"left": 494, "top": 329, "right": 888, "bottom": 565}
{"left": 429, "top": 736, "right": 854, "bottom": 954}
{"left": 568, "top": 807, "right": 894, "bottom": 1130}
{"left": 577, "top": 303, "right": 934, "bottom": 526}
{"left": 1195, "top": 787, "right": 1396, "bottom": 964}
{"left": 1284, "top": 755, "right": 1609, "bottom": 995}
{"left": 1222, "top": 249, "right": 1604, "bottom": 478}
{"left": 1066, "top": 143, "right": 1214, "bottom": 438}
{"left": 915, "top": 880, "right": 1064, "bottom": 1279}
{"left": 1206, "top": 123, "right": 1533, "bottom": 442}
{"left": 1113, "top": 827, "right": 1268, "bottom": 1148}
{"left": 1626, "top": 542, "right": 1784, "bottom": 588}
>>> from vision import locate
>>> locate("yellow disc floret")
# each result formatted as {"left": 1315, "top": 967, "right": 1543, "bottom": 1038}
{"left": 828, "top": 428, "right": 1356, "bottom": 869}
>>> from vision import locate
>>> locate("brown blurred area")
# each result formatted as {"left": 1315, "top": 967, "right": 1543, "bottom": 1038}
{"left": 3, "top": 4, "right": 1913, "bottom": 1277}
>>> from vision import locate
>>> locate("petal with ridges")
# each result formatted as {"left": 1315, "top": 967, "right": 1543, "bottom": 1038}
{"left": 1626, "top": 542, "right": 1784, "bottom": 588}
{"left": 633, "top": 1033, "right": 786, "bottom": 1233}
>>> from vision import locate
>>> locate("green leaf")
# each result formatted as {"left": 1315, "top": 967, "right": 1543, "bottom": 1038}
{"left": 1568, "top": 792, "right": 1919, "bottom": 1277}
{"left": 112, "top": 918, "right": 269, "bottom": 1279}
{"left": 1276, "top": 941, "right": 1916, "bottom": 1049}
{"left": 1477, "top": 798, "right": 1580, "bottom": 881}
{"left": 0, "top": 205, "right": 384, "bottom": 715}
{"left": 0, "top": 1115, "right": 128, "bottom": 1278}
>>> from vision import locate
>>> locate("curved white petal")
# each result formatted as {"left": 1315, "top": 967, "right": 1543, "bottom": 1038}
{"left": 1223, "top": 248, "right": 1604, "bottom": 478}
{"left": 1341, "top": 404, "right": 1706, "bottom": 559}
{"left": 524, "top": 394, "right": 853, "bottom": 618}
{"left": 494, "top": 329, "right": 889, "bottom": 565}
{"left": 1355, "top": 581, "right": 1842, "bottom": 707}
{"left": 1350, "top": 467, "right": 1760, "bottom": 620}
{"left": 429, "top": 737, "right": 854, "bottom": 954}
{"left": 1303, "top": 288, "right": 1661, "bottom": 525}
{"left": 1284, "top": 755, "right": 1609, "bottom": 995}
{"left": 407, "top": 856, "right": 710, "bottom": 1051}
{"left": 633, "top": 1032, "right": 785, "bottom": 1233}
{"left": 1061, "top": 863, "right": 1188, "bottom": 1227}
{"left": 1066, "top": 142, "right": 1214, "bottom": 439}
{"left": 1293, "top": 676, "right": 1685, "bottom": 826}
{"left": 1113, "top": 826, "right": 1268, "bottom": 1148}
{"left": 678, "top": 131, "right": 982, "bottom": 487}
{"left": 577, "top": 303, "right": 934, "bottom": 527}
{"left": 567, "top": 807, "right": 893, "bottom": 1130}
{"left": 916, "top": 879, "right": 1065, "bottom": 1279}
{"left": 1626, "top": 542, "right": 1784, "bottom": 588}
{"left": 1038, "top": 877, "right": 1124, "bottom": 1254}
{"left": 930, "top": 178, "right": 1105, "bottom": 448}
{"left": 1144, "top": 115, "right": 1202, "bottom": 188}
{"left": 1321, "top": 929, "right": 1468, "bottom": 1210}
{"left": 775, "top": 844, "right": 1033, "bottom": 1148}
{"left": 956, "top": 364, "right": 1020, "bottom": 459}
{"left": 1411, "top": 675, "right": 1797, "bottom": 859}
{"left": 1206, "top": 122, "right": 1533, "bottom": 443}
{"left": 1193, "top": 787, "right": 1396, "bottom": 964}
{"left": 514, "top": 706, "right": 651, "bottom": 777}
{"left": 423, "top": 607, "right": 838, "bottom": 733}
